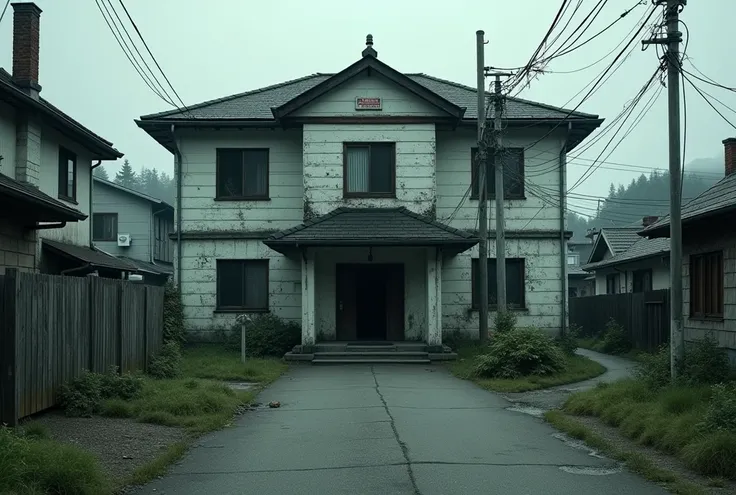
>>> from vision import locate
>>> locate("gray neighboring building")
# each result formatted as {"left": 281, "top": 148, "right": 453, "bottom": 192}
{"left": 92, "top": 177, "right": 174, "bottom": 284}
{"left": 567, "top": 240, "right": 595, "bottom": 297}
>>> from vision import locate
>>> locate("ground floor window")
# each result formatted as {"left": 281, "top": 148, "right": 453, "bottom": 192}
{"left": 606, "top": 274, "right": 618, "bottom": 294}
{"left": 690, "top": 251, "right": 723, "bottom": 318}
{"left": 471, "top": 258, "right": 525, "bottom": 309}
{"left": 632, "top": 269, "right": 652, "bottom": 293}
{"left": 216, "top": 259, "right": 269, "bottom": 311}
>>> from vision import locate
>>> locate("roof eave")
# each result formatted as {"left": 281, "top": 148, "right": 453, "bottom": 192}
{"left": 0, "top": 185, "right": 87, "bottom": 222}
{"left": 583, "top": 251, "right": 670, "bottom": 271}
{"left": 640, "top": 204, "right": 736, "bottom": 238}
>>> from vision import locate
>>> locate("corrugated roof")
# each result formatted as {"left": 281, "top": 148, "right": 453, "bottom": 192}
{"left": 0, "top": 173, "right": 87, "bottom": 222}
{"left": 140, "top": 72, "right": 598, "bottom": 122}
{"left": 641, "top": 173, "right": 736, "bottom": 236}
{"left": 583, "top": 237, "right": 670, "bottom": 271}
{"left": 264, "top": 207, "right": 477, "bottom": 252}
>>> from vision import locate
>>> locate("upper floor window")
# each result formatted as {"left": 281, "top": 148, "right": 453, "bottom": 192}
{"left": 471, "top": 147, "right": 524, "bottom": 200}
{"left": 471, "top": 258, "right": 526, "bottom": 309}
{"left": 567, "top": 254, "right": 579, "bottom": 266}
{"left": 690, "top": 251, "right": 723, "bottom": 319}
{"left": 216, "top": 148, "right": 269, "bottom": 200}
{"left": 58, "top": 147, "right": 77, "bottom": 202}
{"left": 92, "top": 213, "right": 117, "bottom": 241}
{"left": 343, "top": 143, "right": 395, "bottom": 197}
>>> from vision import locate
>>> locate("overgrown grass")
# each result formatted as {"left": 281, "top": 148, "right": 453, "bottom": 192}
{"left": 450, "top": 345, "right": 606, "bottom": 393}
{"left": 564, "top": 379, "right": 736, "bottom": 480}
{"left": 126, "top": 441, "right": 189, "bottom": 486}
{"left": 0, "top": 426, "right": 112, "bottom": 495}
{"left": 577, "top": 337, "right": 645, "bottom": 361}
{"left": 180, "top": 344, "right": 287, "bottom": 383}
{"left": 545, "top": 410, "right": 707, "bottom": 495}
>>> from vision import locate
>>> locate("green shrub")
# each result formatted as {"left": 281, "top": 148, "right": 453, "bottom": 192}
{"left": 147, "top": 340, "right": 182, "bottom": 379}
{"left": 22, "top": 422, "right": 50, "bottom": 440}
{"left": 473, "top": 328, "right": 567, "bottom": 379}
{"left": 600, "top": 318, "right": 631, "bottom": 355}
{"left": 679, "top": 336, "right": 731, "bottom": 387}
{"left": 681, "top": 431, "right": 736, "bottom": 479}
{"left": 700, "top": 383, "right": 736, "bottom": 433}
{"left": 635, "top": 344, "right": 672, "bottom": 390}
{"left": 443, "top": 330, "right": 476, "bottom": 350}
{"left": 226, "top": 314, "right": 301, "bottom": 357}
{"left": 60, "top": 368, "right": 144, "bottom": 417}
{"left": 493, "top": 311, "right": 517, "bottom": 334}
{"left": 163, "top": 280, "right": 186, "bottom": 345}
{"left": 555, "top": 324, "right": 580, "bottom": 356}
{"left": 0, "top": 426, "right": 110, "bottom": 494}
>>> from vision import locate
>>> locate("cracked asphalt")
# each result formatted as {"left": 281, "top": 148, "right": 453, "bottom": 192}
{"left": 138, "top": 361, "right": 664, "bottom": 495}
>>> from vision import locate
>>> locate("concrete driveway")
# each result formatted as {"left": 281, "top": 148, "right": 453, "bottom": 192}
{"left": 140, "top": 364, "right": 665, "bottom": 495}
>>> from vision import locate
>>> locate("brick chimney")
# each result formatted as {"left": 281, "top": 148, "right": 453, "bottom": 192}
{"left": 723, "top": 138, "right": 736, "bottom": 177}
{"left": 12, "top": 2, "right": 42, "bottom": 99}
{"left": 642, "top": 216, "right": 659, "bottom": 228}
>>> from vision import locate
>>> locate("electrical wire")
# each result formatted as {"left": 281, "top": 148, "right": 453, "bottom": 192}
{"left": 682, "top": 73, "right": 736, "bottom": 131}
{"left": 0, "top": 0, "right": 10, "bottom": 25}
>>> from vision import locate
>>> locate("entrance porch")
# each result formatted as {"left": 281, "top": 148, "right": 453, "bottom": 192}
{"left": 262, "top": 207, "right": 478, "bottom": 361}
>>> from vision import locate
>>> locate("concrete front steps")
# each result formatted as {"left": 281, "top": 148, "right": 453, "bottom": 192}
{"left": 284, "top": 341, "right": 458, "bottom": 364}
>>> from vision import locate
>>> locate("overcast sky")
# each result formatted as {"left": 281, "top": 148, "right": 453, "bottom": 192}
{"left": 0, "top": 0, "right": 733, "bottom": 214}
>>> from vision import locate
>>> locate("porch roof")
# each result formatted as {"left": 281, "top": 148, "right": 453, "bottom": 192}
{"left": 263, "top": 207, "right": 478, "bottom": 255}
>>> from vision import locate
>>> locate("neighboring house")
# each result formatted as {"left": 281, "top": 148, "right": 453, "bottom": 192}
{"left": 92, "top": 177, "right": 174, "bottom": 285}
{"left": 567, "top": 240, "right": 595, "bottom": 297}
{"left": 136, "top": 36, "right": 602, "bottom": 348}
{"left": 641, "top": 137, "right": 736, "bottom": 361}
{"left": 0, "top": 3, "right": 126, "bottom": 277}
{"left": 583, "top": 226, "right": 669, "bottom": 295}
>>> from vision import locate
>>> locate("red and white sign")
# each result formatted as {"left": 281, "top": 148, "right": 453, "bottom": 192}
{"left": 355, "top": 97, "right": 382, "bottom": 110}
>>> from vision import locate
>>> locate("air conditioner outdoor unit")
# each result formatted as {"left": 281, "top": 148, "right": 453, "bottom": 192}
{"left": 117, "top": 234, "right": 131, "bottom": 247}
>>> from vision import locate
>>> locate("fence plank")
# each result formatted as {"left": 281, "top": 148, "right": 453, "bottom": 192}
{"left": 0, "top": 273, "right": 166, "bottom": 423}
{"left": 570, "top": 289, "right": 670, "bottom": 352}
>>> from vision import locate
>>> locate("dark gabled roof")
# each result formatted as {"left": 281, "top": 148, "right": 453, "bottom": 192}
{"left": 139, "top": 72, "right": 598, "bottom": 123}
{"left": 0, "top": 69, "right": 122, "bottom": 160}
{"left": 583, "top": 237, "right": 670, "bottom": 271}
{"left": 568, "top": 265, "right": 589, "bottom": 277}
{"left": 0, "top": 173, "right": 87, "bottom": 223}
{"left": 640, "top": 173, "right": 736, "bottom": 238}
{"left": 586, "top": 227, "right": 641, "bottom": 264}
{"left": 93, "top": 177, "right": 173, "bottom": 210}
{"left": 42, "top": 239, "right": 134, "bottom": 271}
{"left": 263, "top": 207, "right": 478, "bottom": 254}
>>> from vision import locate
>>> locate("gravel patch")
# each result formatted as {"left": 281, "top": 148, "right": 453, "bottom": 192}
{"left": 29, "top": 411, "right": 187, "bottom": 484}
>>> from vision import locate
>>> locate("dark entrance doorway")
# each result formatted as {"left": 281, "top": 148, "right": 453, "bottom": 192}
{"left": 335, "top": 263, "right": 404, "bottom": 341}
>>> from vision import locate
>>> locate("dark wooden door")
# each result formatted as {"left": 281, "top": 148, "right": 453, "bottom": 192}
{"left": 386, "top": 264, "right": 405, "bottom": 341}
{"left": 336, "top": 264, "right": 357, "bottom": 341}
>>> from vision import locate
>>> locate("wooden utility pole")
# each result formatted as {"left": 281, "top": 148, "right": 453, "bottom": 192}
{"left": 476, "top": 30, "right": 489, "bottom": 343}
{"left": 643, "top": 0, "right": 685, "bottom": 379}
{"left": 491, "top": 73, "right": 512, "bottom": 312}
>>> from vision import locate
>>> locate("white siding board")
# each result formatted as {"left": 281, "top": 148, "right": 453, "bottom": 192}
{"left": 292, "top": 73, "right": 444, "bottom": 117}
{"left": 0, "top": 101, "right": 16, "bottom": 179}
{"left": 93, "top": 181, "right": 153, "bottom": 260}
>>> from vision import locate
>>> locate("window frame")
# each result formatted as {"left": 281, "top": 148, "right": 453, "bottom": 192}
{"left": 342, "top": 142, "right": 396, "bottom": 198}
{"left": 632, "top": 269, "right": 653, "bottom": 293}
{"left": 606, "top": 273, "right": 618, "bottom": 294}
{"left": 470, "top": 147, "right": 525, "bottom": 200}
{"left": 470, "top": 257, "right": 526, "bottom": 310}
{"left": 92, "top": 213, "right": 118, "bottom": 242}
{"left": 215, "top": 259, "right": 270, "bottom": 312}
{"left": 58, "top": 147, "right": 77, "bottom": 202}
{"left": 215, "top": 148, "right": 270, "bottom": 201}
{"left": 689, "top": 251, "right": 724, "bottom": 320}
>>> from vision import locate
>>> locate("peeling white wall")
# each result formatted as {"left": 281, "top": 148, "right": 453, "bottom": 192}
{"left": 180, "top": 238, "right": 300, "bottom": 340}
{"left": 436, "top": 128, "right": 566, "bottom": 232}
{"left": 0, "top": 101, "right": 16, "bottom": 179}
{"left": 177, "top": 129, "right": 304, "bottom": 232}
{"left": 293, "top": 72, "right": 444, "bottom": 117}
{"left": 313, "top": 247, "right": 428, "bottom": 341}
{"left": 593, "top": 258, "right": 670, "bottom": 294}
{"left": 303, "top": 124, "right": 436, "bottom": 216}
{"left": 442, "top": 238, "right": 564, "bottom": 337}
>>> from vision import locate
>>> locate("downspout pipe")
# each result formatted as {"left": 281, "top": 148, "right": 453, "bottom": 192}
{"left": 171, "top": 125, "right": 183, "bottom": 286}
{"left": 559, "top": 123, "right": 572, "bottom": 336}
{"left": 90, "top": 160, "right": 102, "bottom": 248}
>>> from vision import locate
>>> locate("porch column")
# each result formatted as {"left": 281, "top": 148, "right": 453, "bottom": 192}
{"left": 427, "top": 247, "right": 443, "bottom": 347}
{"left": 301, "top": 249, "right": 316, "bottom": 347}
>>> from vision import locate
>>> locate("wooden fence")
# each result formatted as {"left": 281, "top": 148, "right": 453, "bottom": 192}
{"left": 0, "top": 269, "right": 165, "bottom": 425}
{"left": 569, "top": 289, "right": 670, "bottom": 352}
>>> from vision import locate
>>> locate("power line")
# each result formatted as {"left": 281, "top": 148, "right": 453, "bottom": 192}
{"left": 683, "top": 73, "right": 736, "bottom": 131}
{"left": 117, "top": 0, "right": 192, "bottom": 117}
{"left": 0, "top": 0, "right": 10, "bottom": 25}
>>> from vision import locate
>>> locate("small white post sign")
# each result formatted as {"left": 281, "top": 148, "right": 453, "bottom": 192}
{"left": 355, "top": 97, "right": 382, "bottom": 110}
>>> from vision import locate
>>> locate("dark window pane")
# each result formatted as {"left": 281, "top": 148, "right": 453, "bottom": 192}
{"left": 472, "top": 258, "right": 525, "bottom": 308}
{"left": 218, "top": 262, "right": 244, "bottom": 308}
{"left": 471, "top": 147, "right": 524, "bottom": 199}
{"left": 218, "top": 150, "right": 244, "bottom": 197}
{"left": 243, "top": 150, "right": 268, "bottom": 196}
{"left": 244, "top": 262, "right": 268, "bottom": 309}
{"left": 92, "top": 214, "right": 116, "bottom": 241}
{"left": 369, "top": 144, "right": 393, "bottom": 193}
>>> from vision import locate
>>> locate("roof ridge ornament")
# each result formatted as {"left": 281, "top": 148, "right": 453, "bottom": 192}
{"left": 362, "top": 34, "right": 378, "bottom": 58}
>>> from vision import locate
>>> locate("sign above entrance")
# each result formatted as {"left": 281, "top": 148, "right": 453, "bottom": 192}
{"left": 355, "top": 97, "right": 382, "bottom": 110}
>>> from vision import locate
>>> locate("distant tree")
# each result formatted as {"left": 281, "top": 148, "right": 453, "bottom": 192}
{"left": 115, "top": 159, "right": 138, "bottom": 189}
{"left": 93, "top": 165, "right": 110, "bottom": 181}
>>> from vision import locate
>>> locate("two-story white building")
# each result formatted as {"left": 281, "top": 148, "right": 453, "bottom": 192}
{"left": 0, "top": 3, "right": 125, "bottom": 277}
{"left": 137, "top": 37, "right": 602, "bottom": 353}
